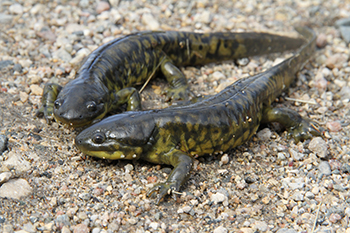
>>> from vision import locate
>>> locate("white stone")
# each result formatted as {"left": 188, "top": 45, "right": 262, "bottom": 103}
{"left": 9, "top": 3, "right": 23, "bottom": 15}
{"left": 149, "top": 222, "right": 159, "bottom": 230}
{"left": 213, "top": 226, "right": 228, "bottom": 233}
{"left": 211, "top": 192, "right": 226, "bottom": 204}
{"left": 0, "top": 178, "right": 32, "bottom": 199}
{"left": 142, "top": 13, "right": 160, "bottom": 30}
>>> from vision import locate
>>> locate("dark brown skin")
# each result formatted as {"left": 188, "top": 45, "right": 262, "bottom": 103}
{"left": 75, "top": 27, "right": 322, "bottom": 204}
{"left": 36, "top": 30, "right": 306, "bottom": 127}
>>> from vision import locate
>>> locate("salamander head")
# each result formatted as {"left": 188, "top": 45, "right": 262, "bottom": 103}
{"left": 53, "top": 79, "right": 109, "bottom": 127}
{"left": 75, "top": 112, "right": 155, "bottom": 160}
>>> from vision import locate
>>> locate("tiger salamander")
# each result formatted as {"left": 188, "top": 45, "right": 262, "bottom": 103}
{"left": 75, "top": 27, "right": 322, "bottom": 204}
{"left": 37, "top": 30, "right": 306, "bottom": 127}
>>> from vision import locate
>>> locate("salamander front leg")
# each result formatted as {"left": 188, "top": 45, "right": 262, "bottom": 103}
{"left": 112, "top": 87, "right": 142, "bottom": 112}
{"left": 262, "top": 106, "right": 324, "bottom": 143}
{"left": 160, "top": 60, "right": 194, "bottom": 101}
{"left": 36, "top": 83, "right": 62, "bottom": 123}
{"left": 146, "top": 150, "right": 193, "bottom": 204}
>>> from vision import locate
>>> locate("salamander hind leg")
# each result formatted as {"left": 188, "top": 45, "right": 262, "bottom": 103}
{"left": 146, "top": 149, "right": 193, "bottom": 204}
{"left": 36, "top": 83, "right": 62, "bottom": 124}
{"left": 262, "top": 106, "right": 324, "bottom": 143}
{"left": 160, "top": 59, "right": 194, "bottom": 101}
{"left": 112, "top": 87, "right": 142, "bottom": 111}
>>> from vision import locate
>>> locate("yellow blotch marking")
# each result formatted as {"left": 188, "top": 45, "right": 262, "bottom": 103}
{"left": 199, "top": 140, "right": 214, "bottom": 154}
{"left": 186, "top": 122, "right": 193, "bottom": 132}
{"left": 242, "top": 130, "right": 251, "bottom": 142}
{"left": 187, "top": 138, "right": 196, "bottom": 150}
{"left": 198, "top": 127, "right": 208, "bottom": 141}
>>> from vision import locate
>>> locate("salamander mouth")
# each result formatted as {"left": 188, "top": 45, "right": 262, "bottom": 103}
{"left": 75, "top": 135, "right": 143, "bottom": 160}
{"left": 53, "top": 108, "right": 106, "bottom": 128}
{"left": 54, "top": 114, "right": 94, "bottom": 128}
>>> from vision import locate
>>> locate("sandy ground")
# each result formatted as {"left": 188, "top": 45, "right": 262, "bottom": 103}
{"left": 0, "top": 0, "right": 349, "bottom": 232}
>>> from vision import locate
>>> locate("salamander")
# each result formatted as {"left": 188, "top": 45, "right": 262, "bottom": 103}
{"left": 36, "top": 30, "right": 306, "bottom": 127}
{"left": 75, "top": 27, "right": 322, "bottom": 204}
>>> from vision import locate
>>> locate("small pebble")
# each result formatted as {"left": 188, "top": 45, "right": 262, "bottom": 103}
{"left": 0, "top": 135, "right": 8, "bottom": 154}
{"left": 61, "top": 226, "right": 71, "bottom": 233}
{"left": 339, "top": 26, "right": 350, "bottom": 43}
{"left": 305, "top": 191, "right": 315, "bottom": 199}
{"left": 30, "top": 4, "right": 45, "bottom": 15}
{"left": 42, "top": 222, "right": 54, "bottom": 231}
{"left": 316, "top": 33, "right": 328, "bottom": 48}
{"left": 220, "top": 154, "right": 229, "bottom": 165}
{"left": 314, "top": 70, "right": 327, "bottom": 91}
{"left": 277, "top": 153, "right": 286, "bottom": 160}
{"left": 77, "top": 212, "right": 88, "bottom": 220}
{"left": 326, "top": 121, "right": 342, "bottom": 132}
{"left": 257, "top": 128, "right": 272, "bottom": 141}
{"left": 329, "top": 159, "right": 342, "bottom": 170}
{"left": 252, "top": 221, "right": 268, "bottom": 232}
{"left": 194, "top": 10, "right": 212, "bottom": 24}
{"left": 73, "top": 223, "right": 89, "bottom": 233}
{"left": 211, "top": 192, "right": 226, "bottom": 204}
{"left": 149, "top": 222, "right": 159, "bottom": 230}
{"left": 0, "top": 60, "right": 14, "bottom": 70}
{"left": 291, "top": 191, "right": 304, "bottom": 201}
{"left": 36, "top": 28, "right": 57, "bottom": 41}
{"left": 283, "top": 177, "right": 305, "bottom": 190}
{"left": 0, "top": 172, "right": 12, "bottom": 184}
{"left": 23, "top": 222, "right": 35, "bottom": 233}
{"left": 9, "top": 3, "right": 23, "bottom": 15}
{"left": 96, "top": 1, "right": 110, "bottom": 14}
{"left": 142, "top": 13, "right": 160, "bottom": 30}
{"left": 55, "top": 215, "right": 70, "bottom": 229}
{"left": 325, "top": 53, "right": 348, "bottom": 69}
{"left": 124, "top": 164, "right": 134, "bottom": 173}
{"left": 276, "top": 228, "right": 297, "bottom": 233}
{"left": 79, "top": 0, "right": 89, "bottom": 8}
{"left": 13, "top": 63, "right": 22, "bottom": 72}
{"left": 0, "top": 178, "right": 33, "bottom": 199}
{"left": 53, "top": 48, "right": 72, "bottom": 62}
{"left": 70, "top": 48, "right": 90, "bottom": 66}
{"left": 239, "top": 228, "right": 253, "bottom": 233}
{"left": 333, "top": 184, "right": 345, "bottom": 192}
{"left": 318, "top": 161, "right": 332, "bottom": 176}
{"left": 311, "top": 186, "right": 320, "bottom": 194}
{"left": 289, "top": 148, "right": 304, "bottom": 161}
{"left": 329, "top": 213, "right": 342, "bottom": 223}
{"left": 335, "top": 17, "right": 350, "bottom": 27}
{"left": 79, "top": 193, "right": 91, "bottom": 201}
{"left": 212, "top": 71, "right": 226, "bottom": 80}
{"left": 181, "top": 205, "right": 191, "bottom": 213}
{"left": 30, "top": 84, "right": 43, "bottom": 96}
{"left": 213, "top": 226, "right": 228, "bottom": 233}
{"left": 91, "top": 228, "right": 101, "bottom": 233}
{"left": 128, "top": 217, "right": 137, "bottom": 225}
{"left": 236, "top": 180, "right": 247, "bottom": 190}
{"left": 18, "top": 59, "right": 32, "bottom": 68}
{"left": 0, "top": 13, "right": 13, "bottom": 24}
{"left": 308, "top": 137, "right": 328, "bottom": 158}
{"left": 28, "top": 74, "right": 42, "bottom": 84}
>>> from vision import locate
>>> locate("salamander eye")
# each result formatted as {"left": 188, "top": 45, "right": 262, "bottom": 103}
{"left": 92, "top": 133, "right": 106, "bottom": 144}
{"left": 86, "top": 101, "right": 97, "bottom": 112}
{"left": 54, "top": 100, "right": 61, "bottom": 109}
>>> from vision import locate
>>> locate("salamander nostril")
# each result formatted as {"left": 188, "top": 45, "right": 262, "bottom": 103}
{"left": 79, "top": 115, "right": 83, "bottom": 119}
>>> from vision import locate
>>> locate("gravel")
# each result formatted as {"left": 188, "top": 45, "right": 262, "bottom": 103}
{"left": 0, "top": 0, "right": 350, "bottom": 232}
{"left": 0, "top": 135, "right": 7, "bottom": 154}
